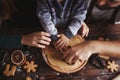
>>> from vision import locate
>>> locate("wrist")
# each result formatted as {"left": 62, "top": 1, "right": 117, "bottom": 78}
{"left": 88, "top": 40, "right": 104, "bottom": 55}
{"left": 51, "top": 35, "right": 58, "bottom": 41}
{"left": 87, "top": 41, "right": 99, "bottom": 55}
{"left": 63, "top": 30, "right": 73, "bottom": 39}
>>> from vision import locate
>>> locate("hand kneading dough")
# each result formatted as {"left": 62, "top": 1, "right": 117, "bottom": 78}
{"left": 42, "top": 35, "right": 87, "bottom": 73}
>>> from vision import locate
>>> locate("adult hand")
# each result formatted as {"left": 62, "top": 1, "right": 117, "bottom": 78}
{"left": 63, "top": 41, "right": 94, "bottom": 64}
{"left": 21, "top": 31, "right": 51, "bottom": 48}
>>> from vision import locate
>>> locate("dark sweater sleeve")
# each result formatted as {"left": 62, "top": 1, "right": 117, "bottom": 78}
{"left": 0, "top": 35, "right": 22, "bottom": 48}
{"left": 64, "top": 0, "right": 87, "bottom": 39}
{"left": 37, "top": 0, "right": 58, "bottom": 35}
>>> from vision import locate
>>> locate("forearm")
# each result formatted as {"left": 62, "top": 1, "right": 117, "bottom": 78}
{"left": 38, "top": 12, "right": 58, "bottom": 35}
{"left": 37, "top": 0, "right": 58, "bottom": 35}
{"left": 40, "top": 19, "right": 58, "bottom": 35}
{"left": 66, "top": 0, "right": 87, "bottom": 38}
{"left": 89, "top": 40, "right": 120, "bottom": 58}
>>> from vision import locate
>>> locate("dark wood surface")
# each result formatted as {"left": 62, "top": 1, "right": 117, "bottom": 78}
{"left": 0, "top": 24, "right": 120, "bottom": 80}
{"left": 1, "top": 48, "right": 120, "bottom": 80}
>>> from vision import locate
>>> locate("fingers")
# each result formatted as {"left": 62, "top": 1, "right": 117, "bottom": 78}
{"left": 63, "top": 52, "right": 79, "bottom": 64}
{"left": 22, "top": 31, "right": 52, "bottom": 48}
{"left": 82, "top": 31, "right": 86, "bottom": 37}
{"left": 37, "top": 31, "right": 51, "bottom": 42}
{"left": 37, "top": 39, "right": 50, "bottom": 45}
{"left": 55, "top": 35, "right": 62, "bottom": 45}
{"left": 55, "top": 37, "right": 63, "bottom": 45}
{"left": 30, "top": 41, "right": 46, "bottom": 48}
{"left": 34, "top": 42, "right": 46, "bottom": 48}
{"left": 85, "top": 27, "right": 89, "bottom": 37}
{"left": 55, "top": 40, "right": 66, "bottom": 50}
{"left": 81, "top": 22, "right": 89, "bottom": 37}
{"left": 63, "top": 47, "right": 81, "bottom": 64}
{"left": 82, "top": 26, "right": 89, "bottom": 37}
{"left": 35, "top": 34, "right": 51, "bottom": 48}
{"left": 39, "top": 35, "right": 51, "bottom": 42}
{"left": 72, "top": 56, "right": 79, "bottom": 64}
{"left": 54, "top": 34, "right": 69, "bottom": 51}
{"left": 57, "top": 34, "right": 61, "bottom": 38}
{"left": 58, "top": 42, "right": 66, "bottom": 51}
{"left": 64, "top": 53, "right": 75, "bottom": 64}
{"left": 40, "top": 31, "right": 51, "bottom": 37}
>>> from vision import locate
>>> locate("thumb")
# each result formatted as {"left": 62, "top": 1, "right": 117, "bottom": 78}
{"left": 57, "top": 34, "right": 61, "bottom": 38}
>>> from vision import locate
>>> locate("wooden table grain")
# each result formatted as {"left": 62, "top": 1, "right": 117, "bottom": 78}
{"left": 0, "top": 24, "right": 120, "bottom": 80}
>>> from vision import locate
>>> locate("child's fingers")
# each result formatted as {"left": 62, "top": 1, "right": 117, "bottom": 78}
{"left": 57, "top": 34, "right": 61, "bottom": 38}
{"left": 86, "top": 27, "right": 89, "bottom": 37}
{"left": 86, "top": 31, "right": 89, "bottom": 37}
{"left": 85, "top": 30, "right": 88, "bottom": 37}
{"left": 59, "top": 43, "right": 66, "bottom": 52}
{"left": 82, "top": 26, "right": 89, "bottom": 37}
{"left": 82, "top": 30, "right": 86, "bottom": 37}
{"left": 56, "top": 37, "right": 62, "bottom": 45}
{"left": 60, "top": 44, "right": 70, "bottom": 52}
{"left": 56, "top": 40, "right": 64, "bottom": 49}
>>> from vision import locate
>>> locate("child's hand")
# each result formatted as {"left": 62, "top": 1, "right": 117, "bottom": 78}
{"left": 53, "top": 34, "right": 70, "bottom": 51}
{"left": 81, "top": 22, "right": 89, "bottom": 37}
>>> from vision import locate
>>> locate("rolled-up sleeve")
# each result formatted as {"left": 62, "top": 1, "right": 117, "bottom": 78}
{"left": 37, "top": 0, "right": 58, "bottom": 35}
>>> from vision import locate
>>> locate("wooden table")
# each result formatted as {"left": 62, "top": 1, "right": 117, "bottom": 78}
{"left": 0, "top": 48, "right": 120, "bottom": 80}
{"left": 0, "top": 24, "right": 120, "bottom": 80}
